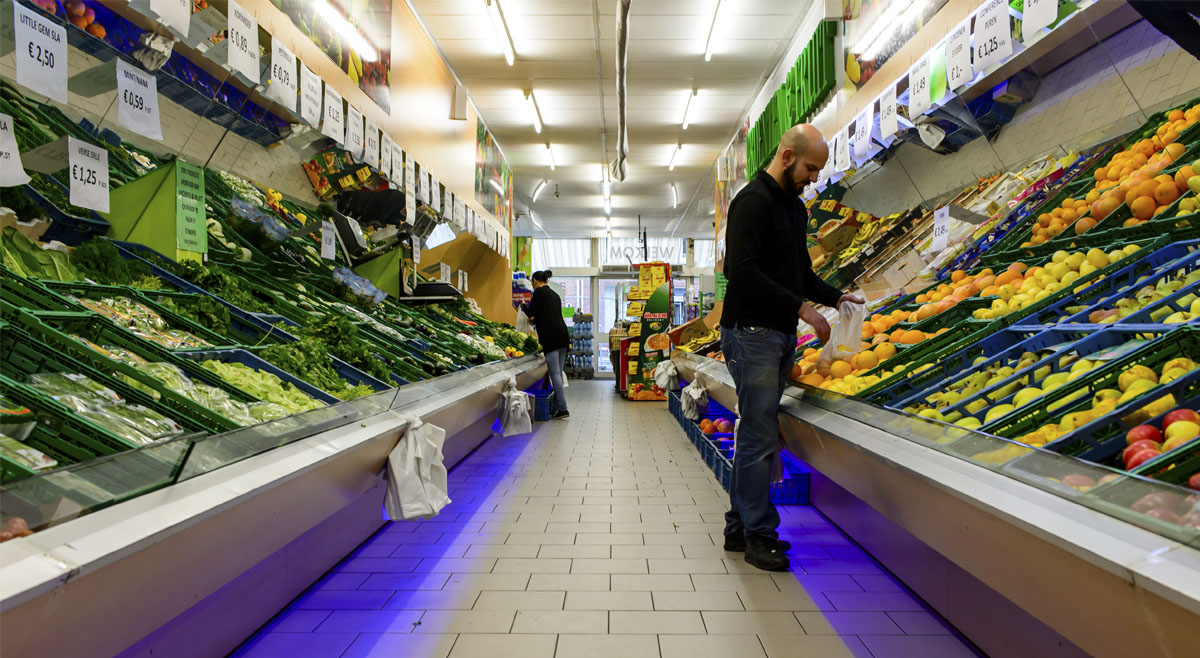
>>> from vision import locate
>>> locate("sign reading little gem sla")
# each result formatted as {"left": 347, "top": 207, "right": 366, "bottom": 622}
{"left": 175, "top": 160, "right": 206, "bottom": 253}
{"left": 14, "top": 1, "right": 67, "bottom": 104}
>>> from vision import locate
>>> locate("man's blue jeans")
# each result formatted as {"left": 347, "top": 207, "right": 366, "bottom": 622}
{"left": 721, "top": 326, "right": 795, "bottom": 540}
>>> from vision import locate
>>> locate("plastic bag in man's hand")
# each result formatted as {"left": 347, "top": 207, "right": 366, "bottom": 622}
{"left": 817, "top": 302, "right": 867, "bottom": 370}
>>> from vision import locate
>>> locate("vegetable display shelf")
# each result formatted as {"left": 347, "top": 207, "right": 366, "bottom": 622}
{"left": 2, "top": 307, "right": 253, "bottom": 433}
{"left": 172, "top": 349, "right": 341, "bottom": 406}
{"left": 19, "top": 178, "right": 111, "bottom": 247}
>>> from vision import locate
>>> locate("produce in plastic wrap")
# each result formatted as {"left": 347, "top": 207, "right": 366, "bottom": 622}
{"left": 201, "top": 360, "right": 323, "bottom": 415}
{"left": 77, "top": 409, "right": 156, "bottom": 445}
{"left": 247, "top": 402, "right": 290, "bottom": 423}
{"left": 0, "top": 434, "right": 58, "bottom": 472}
{"left": 27, "top": 373, "right": 124, "bottom": 410}
{"left": 139, "top": 362, "right": 194, "bottom": 394}
{"left": 1, "top": 395, "right": 36, "bottom": 441}
{"left": 103, "top": 405, "right": 185, "bottom": 440}
{"left": 185, "top": 384, "right": 256, "bottom": 426}
{"left": 72, "top": 296, "right": 211, "bottom": 349}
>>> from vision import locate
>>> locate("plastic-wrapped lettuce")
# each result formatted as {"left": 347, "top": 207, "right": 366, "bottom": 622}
{"left": 27, "top": 373, "right": 124, "bottom": 411}
{"left": 185, "top": 384, "right": 256, "bottom": 426}
{"left": 103, "top": 405, "right": 185, "bottom": 439}
{"left": 202, "top": 360, "right": 323, "bottom": 415}
{"left": 247, "top": 402, "right": 289, "bottom": 423}
{"left": 0, "top": 434, "right": 57, "bottom": 472}
{"left": 140, "top": 362, "right": 194, "bottom": 394}
{"left": 77, "top": 409, "right": 156, "bottom": 446}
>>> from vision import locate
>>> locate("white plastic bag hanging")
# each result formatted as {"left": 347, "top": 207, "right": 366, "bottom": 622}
{"left": 516, "top": 311, "right": 534, "bottom": 335}
{"left": 681, "top": 378, "right": 708, "bottom": 421}
{"left": 385, "top": 417, "right": 451, "bottom": 520}
{"left": 499, "top": 378, "right": 533, "bottom": 437}
{"left": 817, "top": 302, "right": 868, "bottom": 370}
{"left": 654, "top": 360, "right": 680, "bottom": 391}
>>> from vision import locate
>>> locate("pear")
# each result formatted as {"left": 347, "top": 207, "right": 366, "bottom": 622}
{"left": 1117, "top": 378, "right": 1156, "bottom": 403}
{"left": 1070, "top": 359, "right": 1096, "bottom": 374}
{"left": 1042, "top": 372, "right": 1071, "bottom": 391}
{"left": 1163, "top": 357, "right": 1196, "bottom": 373}
{"left": 1033, "top": 365, "right": 1052, "bottom": 382}
{"left": 1092, "top": 388, "right": 1121, "bottom": 406}
{"left": 1013, "top": 388, "right": 1043, "bottom": 407}
{"left": 984, "top": 404, "right": 1015, "bottom": 423}
{"left": 1047, "top": 389, "right": 1087, "bottom": 412}
{"left": 1118, "top": 365, "right": 1157, "bottom": 392}
{"left": 955, "top": 417, "right": 982, "bottom": 430}
{"left": 966, "top": 399, "right": 988, "bottom": 414}
{"left": 918, "top": 409, "right": 945, "bottom": 421}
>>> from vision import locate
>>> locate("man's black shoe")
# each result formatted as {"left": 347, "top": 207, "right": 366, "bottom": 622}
{"left": 723, "top": 533, "right": 791, "bottom": 553}
{"left": 744, "top": 535, "right": 790, "bottom": 571}
{"left": 551, "top": 410, "right": 570, "bottom": 420}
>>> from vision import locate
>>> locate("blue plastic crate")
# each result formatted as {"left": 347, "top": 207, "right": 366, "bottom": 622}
{"left": 22, "top": 182, "right": 111, "bottom": 246}
{"left": 530, "top": 389, "right": 555, "bottom": 421}
{"left": 173, "top": 348, "right": 341, "bottom": 405}
{"left": 770, "top": 454, "right": 811, "bottom": 504}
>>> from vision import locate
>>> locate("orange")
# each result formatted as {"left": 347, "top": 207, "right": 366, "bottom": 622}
{"left": 790, "top": 363, "right": 806, "bottom": 381}
{"left": 700, "top": 419, "right": 713, "bottom": 432}
{"left": 874, "top": 342, "right": 897, "bottom": 361}
{"left": 1162, "top": 129, "right": 1180, "bottom": 145}
{"left": 915, "top": 293, "right": 930, "bottom": 303}
{"left": 1154, "top": 205, "right": 1169, "bottom": 217}
{"left": 800, "top": 373, "right": 825, "bottom": 388}
{"left": 980, "top": 285, "right": 998, "bottom": 297}
{"left": 854, "top": 351, "right": 879, "bottom": 370}
{"left": 1154, "top": 182, "right": 1181, "bottom": 206}
{"left": 1092, "top": 197, "right": 1121, "bottom": 220}
{"left": 1037, "top": 213, "right": 1053, "bottom": 227}
{"left": 995, "top": 270, "right": 1019, "bottom": 286}
{"left": 1155, "top": 174, "right": 1175, "bottom": 185}
{"left": 861, "top": 322, "right": 876, "bottom": 339}
{"left": 1074, "top": 217, "right": 1098, "bottom": 235}
{"left": 951, "top": 269, "right": 967, "bottom": 283}
{"left": 899, "top": 330, "right": 925, "bottom": 345}
{"left": 975, "top": 274, "right": 996, "bottom": 290}
{"left": 1176, "top": 166, "right": 1196, "bottom": 189}
{"left": 1060, "top": 208, "right": 1079, "bottom": 223}
{"left": 1130, "top": 196, "right": 1156, "bottom": 221}
{"left": 1168, "top": 109, "right": 1185, "bottom": 121}
{"left": 1164, "top": 142, "right": 1187, "bottom": 161}
{"left": 1094, "top": 167, "right": 1109, "bottom": 181}
{"left": 1123, "top": 218, "right": 1142, "bottom": 228}
{"left": 1084, "top": 189, "right": 1101, "bottom": 204}
{"left": 871, "top": 333, "right": 891, "bottom": 345}
{"left": 829, "top": 360, "right": 853, "bottom": 379}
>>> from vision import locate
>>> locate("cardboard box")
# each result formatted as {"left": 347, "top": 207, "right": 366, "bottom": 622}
{"left": 817, "top": 220, "right": 857, "bottom": 253}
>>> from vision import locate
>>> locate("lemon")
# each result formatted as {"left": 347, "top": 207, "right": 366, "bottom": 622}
{"left": 1086, "top": 248, "right": 1109, "bottom": 269}
{"left": 1052, "top": 250, "right": 1070, "bottom": 264}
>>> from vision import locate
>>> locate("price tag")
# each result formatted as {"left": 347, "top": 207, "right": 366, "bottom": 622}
{"left": 946, "top": 19, "right": 972, "bottom": 89}
{"left": 880, "top": 85, "right": 898, "bottom": 138}
{"left": 150, "top": 0, "right": 190, "bottom": 38}
{"left": 175, "top": 160, "right": 206, "bottom": 253}
{"left": 380, "top": 133, "right": 393, "bottom": 178}
{"left": 14, "top": 1, "right": 67, "bottom": 104}
{"left": 363, "top": 120, "right": 379, "bottom": 168}
{"left": 227, "top": 0, "right": 260, "bottom": 83}
{"left": 300, "top": 62, "right": 322, "bottom": 127}
{"left": 392, "top": 144, "right": 404, "bottom": 183}
{"left": 345, "top": 105, "right": 364, "bottom": 158}
{"left": 454, "top": 199, "right": 465, "bottom": 228}
{"left": 116, "top": 59, "right": 162, "bottom": 140}
{"left": 405, "top": 156, "right": 417, "bottom": 224}
{"left": 68, "top": 137, "right": 109, "bottom": 213}
{"left": 932, "top": 205, "right": 950, "bottom": 253}
{"left": 411, "top": 236, "right": 421, "bottom": 265}
{"left": 417, "top": 169, "right": 429, "bottom": 204}
{"left": 321, "top": 85, "right": 343, "bottom": 143}
{"left": 974, "top": 0, "right": 1013, "bottom": 72}
{"left": 0, "top": 113, "right": 31, "bottom": 187}
{"left": 908, "top": 55, "right": 931, "bottom": 117}
{"left": 321, "top": 220, "right": 337, "bottom": 259}
{"left": 834, "top": 131, "right": 850, "bottom": 172}
{"left": 265, "top": 41, "right": 296, "bottom": 112}
{"left": 853, "top": 106, "right": 873, "bottom": 161}
{"left": 1023, "top": 0, "right": 1056, "bottom": 41}
{"left": 432, "top": 177, "right": 442, "bottom": 213}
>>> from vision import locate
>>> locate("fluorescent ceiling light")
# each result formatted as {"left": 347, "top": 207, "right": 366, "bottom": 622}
{"left": 489, "top": 177, "right": 504, "bottom": 195}
{"left": 668, "top": 144, "right": 681, "bottom": 171}
{"left": 524, "top": 90, "right": 543, "bottom": 134}
{"left": 532, "top": 179, "right": 547, "bottom": 202}
{"left": 682, "top": 89, "right": 697, "bottom": 129}
{"left": 546, "top": 143, "right": 556, "bottom": 170}
{"left": 671, "top": 183, "right": 677, "bottom": 209}
{"left": 486, "top": 0, "right": 515, "bottom": 66}
{"left": 703, "top": 0, "right": 723, "bottom": 62}
{"left": 314, "top": 0, "right": 377, "bottom": 62}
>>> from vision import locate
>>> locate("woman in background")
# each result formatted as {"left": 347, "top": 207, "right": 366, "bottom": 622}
{"left": 522, "top": 270, "right": 570, "bottom": 419}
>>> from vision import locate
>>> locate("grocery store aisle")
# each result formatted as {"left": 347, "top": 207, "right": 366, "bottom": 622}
{"left": 231, "top": 381, "right": 981, "bottom": 658}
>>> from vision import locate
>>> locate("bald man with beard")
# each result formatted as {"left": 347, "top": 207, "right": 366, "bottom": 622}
{"left": 719, "top": 124, "right": 863, "bottom": 571}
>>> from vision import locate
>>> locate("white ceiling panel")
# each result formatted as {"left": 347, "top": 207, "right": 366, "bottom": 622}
{"left": 408, "top": 0, "right": 812, "bottom": 238}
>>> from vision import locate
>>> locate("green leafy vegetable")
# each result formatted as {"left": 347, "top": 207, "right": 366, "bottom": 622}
{"left": 202, "top": 360, "right": 323, "bottom": 415}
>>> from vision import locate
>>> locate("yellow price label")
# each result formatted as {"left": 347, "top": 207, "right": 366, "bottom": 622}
{"left": 820, "top": 199, "right": 836, "bottom": 211}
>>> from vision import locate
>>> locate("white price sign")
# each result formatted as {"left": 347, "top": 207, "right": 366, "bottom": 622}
{"left": 116, "top": 59, "right": 162, "bottom": 140}
{"left": 411, "top": 236, "right": 421, "bottom": 265}
{"left": 853, "top": 106, "right": 873, "bottom": 161}
{"left": 345, "top": 105, "right": 364, "bottom": 158}
{"left": 908, "top": 55, "right": 932, "bottom": 118}
{"left": 380, "top": 134, "right": 393, "bottom": 178}
{"left": 432, "top": 177, "right": 442, "bottom": 213}
{"left": 932, "top": 205, "right": 950, "bottom": 253}
{"left": 0, "top": 113, "right": 31, "bottom": 187}
{"left": 946, "top": 19, "right": 973, "bottom": 89}
{"left": 150, "top": 0, "right": 190, "bottom": 38}
{"left": 321, "top": 220, "right": 337, "bottom": 260}
{"left": 14, "top": 1, "right": 68, "bottom": 104}
{"left": 321, "top": 85, "right": 343, "bottom": 143}
{"left": 300, "top": 63, "right": 322, "bottom": 127}
{"left": 974, "top": 0, "right": 1013, "bottom": 72}
{"left": 880, "top": 85, "right": 898, "bottom": 138}
{"left": 417, "top": 170, "right": 429, "bottom": 204}
{"left": 68, "top": 137, "right": 109, "bottom": 213}
{"left": 266, "top": 41, "right": 296, "bottom": 112}
{"left": 392, "top": 145, "right": 404, "bottom": 183}
{"left": 227, "top": 0, "right": 260, "bottom": 83}
{"left": 363, "top": 120, "right": 379, "bottom": 169}
{"left": 834, "top": 130, "right": 850, "bottom": 172}
{"left": 1023, "top": 0, "right": 1057, "bottom": 42}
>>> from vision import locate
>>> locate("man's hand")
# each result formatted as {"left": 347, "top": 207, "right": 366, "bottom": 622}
{"left": 838, "top": 293, "right": 865, "bottom": 307}
{"left": 799, "top": 304, "right": 830, "bottom": 344}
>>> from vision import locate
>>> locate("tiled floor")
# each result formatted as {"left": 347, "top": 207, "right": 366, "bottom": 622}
{"left": 231, "top": 381, "right": 982, "bottom": 658}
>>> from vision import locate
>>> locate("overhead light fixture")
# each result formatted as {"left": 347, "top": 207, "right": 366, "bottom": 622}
{"left": 314, "top": 1, "right": 377, "bottom": 62}
{"left": 668, "top": 144, "right": 681, "bottom": 171}
{"left": 682, "top": 89, "right": 697, "bottom": 129}
{"left": 532, "top": 179, "right": 547, "bottom": 203}
{"left": 671, "top": 183, "right": 677, "bottom": 209}
{"left": 703, "top": 0, "right": 724, "bottom": 62}
{"left": 485, "top": 0, "right": 515, "bottom": 66}
{"left": 546, "top": 143, "right": 556, "bottom": 170}
{"left": 524, "top": 90, "right": 543, "bottom": 134}
{"left": 489, "top": 177, "right": 504, "bottom": 195}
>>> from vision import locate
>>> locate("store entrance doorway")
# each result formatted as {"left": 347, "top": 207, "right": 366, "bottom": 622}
{"left": 596, "top": 277, "right": 637, "bottom": 377}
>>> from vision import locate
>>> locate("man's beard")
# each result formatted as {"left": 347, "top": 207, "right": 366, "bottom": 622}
{"left": 782, "top": 161, "right": 804, "bottom": 196}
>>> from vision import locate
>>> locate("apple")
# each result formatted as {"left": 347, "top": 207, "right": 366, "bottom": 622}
{"left": 1061, "top": 474, "right": 1096, "bottom": 489}
{"left": 1123, "top": 440, "right": 1162, "bottom": 463}
{"left": 1126, "top": 424, "right": 1163, "bottom": 445}
{"left": 1125, "top": 448, "right": 1162, "bottom": 470}
{"left": 1163, "top": 408, "right": 1200, "bottom": 430}
{"left": 1188, "top": 472, "right": 1200, "bottom": 491}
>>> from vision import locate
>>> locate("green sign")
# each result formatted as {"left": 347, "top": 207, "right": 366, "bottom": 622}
{"left": 714, "top": 272, "right": 728, "bottom": 302}
{"left": 175, "top": 160, "right": 206, "bottom": 254}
